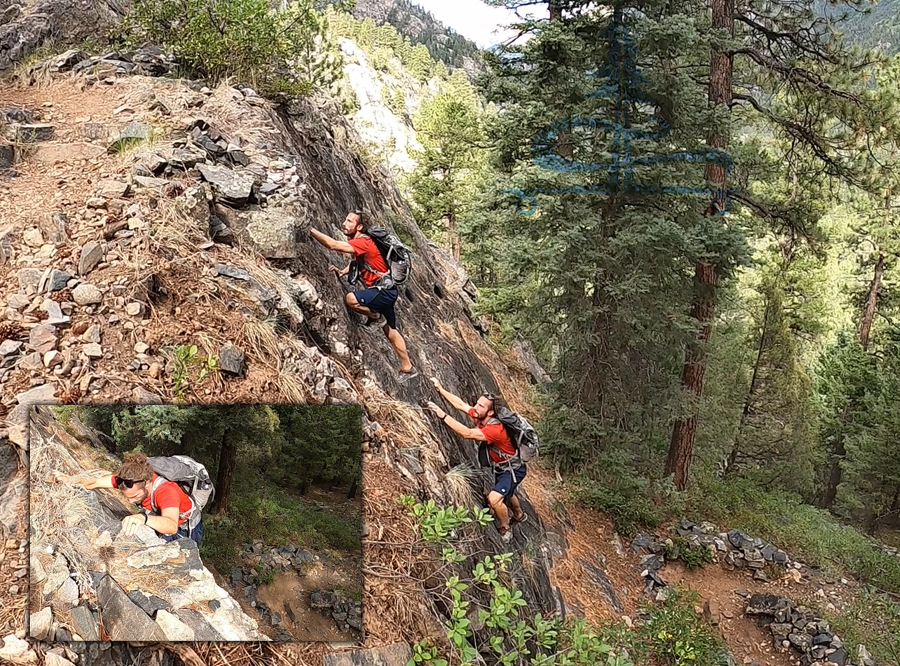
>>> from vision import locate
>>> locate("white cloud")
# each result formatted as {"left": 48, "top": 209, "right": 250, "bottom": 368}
{"left": 410, "top": 0, "right": 541, "bottom": 48}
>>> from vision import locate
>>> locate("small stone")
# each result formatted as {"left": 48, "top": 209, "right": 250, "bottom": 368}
{"left": 18, "top": 268, "right": 44, "bottom": 291}
{"left": 29, "top": 607, "right": 52, "bottom": 640}
{"left": 41, "top": 300, "right": 69, "bottom": 326}
{"left": 29, "top": 324, "right": 58, "bottom": 353}
{"left": 86, "top": 197, "right": 106, "bottom": 209}
{"left": 149, "top": 362, "right": 161, "bottom": 378}
{"left": 96, "top": 179, "right": 130, "bottom": 198}
{"left": 83, "top": 343, "right": 102, "bottom": 358}
{"left": 43, "top": 351, "right": 63, "bottom": 368}
{"left": 0, "top": 340, "right": 23, "bottom": 356}
{"left": 219, "top": 343, "right": 245, "bottom": 375}
{"left": 7, "top": 294, "right": 32, "bottom": 310}
{"left": 125, "top": 302, "right": 143, "bottom": 317}
{"left": 45, "top": 269, "right": 73, "bottom": 292}
{"left": 71, "top": 321, "right": 89, "bottom": 336}
{"left": 18, "top": 352, "right": 43, "bottom": 371}
{"left": 703, "top": 599, "right": 721, "bottom": 625}
{"left": 81, "top": 325, "right": 101, "bottom": 344}
{"left": 79, "top": 242, "right": 104, "bottom": 275}
{"left": 208, "top": 599, "right": 221, "bottom": 611}
{"left": 24, "top": 228, "right": 44, "bottom": 247}
{"left": 134, "top": 342, "right": 150, "bottom": 354}
{"left": 72, "top": 284, "right": 103, "bottom": 305}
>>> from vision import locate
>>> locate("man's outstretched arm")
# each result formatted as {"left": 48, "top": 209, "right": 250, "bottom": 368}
{"left": 426, "top": 402, "right": 486, "bottom": 441}
{"left": 72, "top": 474, "right": 114, "bottom": 490}
{"left": 310, "top": 228, "right": 355, "bottom": 254}
{"left": 430, "top": 378, "right": 471, "bottom": 413}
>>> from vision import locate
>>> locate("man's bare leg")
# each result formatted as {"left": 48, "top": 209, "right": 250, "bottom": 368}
{"left": 345, "top": 292, "right": 377, "bottom": 319}
{"left": 488, "top": 490, "right": 510, "bottom": 530}
{"left": 508, "top": 493, "right": 525, "bottom": 521}
{"left": 384, "top": 324, "right": 413, "bottom": 372}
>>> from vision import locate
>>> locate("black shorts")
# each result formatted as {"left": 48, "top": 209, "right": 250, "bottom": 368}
{"left": 354, "top": 286, "right": 398, "bottom": 329}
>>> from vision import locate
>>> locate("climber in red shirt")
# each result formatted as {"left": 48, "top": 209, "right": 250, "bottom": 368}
{"left": 74, "top": 452, "right": 203, "bottom": 546}
{"left": 426, "top": 380, "right": 528, "bottom": 543}
{"left": 310, "top": 209, "right": 418, "bottom": 383}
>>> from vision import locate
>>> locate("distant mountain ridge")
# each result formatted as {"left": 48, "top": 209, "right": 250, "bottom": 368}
{"left": 815, "top": 0, "right": 900, "bottom": 55}
{"left": 351, "top": 0, "right": 482, "bottom": 69}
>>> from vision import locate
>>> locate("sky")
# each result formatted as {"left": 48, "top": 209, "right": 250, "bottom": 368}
{"left": 410, "top": 0, "right": 542, "bottom": 48}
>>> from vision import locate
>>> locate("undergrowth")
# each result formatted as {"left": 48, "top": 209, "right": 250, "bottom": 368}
{"left": 688, "top": 475, "right": 900, "bottom": 594}
{"left": 402, "top": 497, "right": 728, "bottom": 666}
{"left": 202, "top": 469, "right": 360, "bottom": 575}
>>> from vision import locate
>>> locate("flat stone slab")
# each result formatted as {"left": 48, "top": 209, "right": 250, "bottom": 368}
{"left": 96, "top": 574, "right": 167, "bottom": 641}
{"left": 323, "top": 644, "right": 412, "bottom": 666}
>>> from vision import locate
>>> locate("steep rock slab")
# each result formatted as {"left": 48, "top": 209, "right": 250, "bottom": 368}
{"left": 96, "top": 575, "right": 167, "bottom": 642}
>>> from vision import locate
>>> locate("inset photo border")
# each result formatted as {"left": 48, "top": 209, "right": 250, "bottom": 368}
{"left": 28, "top": 404, "right": 363, "bottom": 643}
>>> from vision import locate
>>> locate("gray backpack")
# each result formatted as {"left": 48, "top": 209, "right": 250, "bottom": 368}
{"left": 147, "top": 455, "right": 215, "bottom": 531}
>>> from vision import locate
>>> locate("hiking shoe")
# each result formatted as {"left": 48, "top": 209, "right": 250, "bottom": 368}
{"left": 511, "top": 512, "right": 528, "bottom": 525}
{"left": 363, "top": 314, "right": 385, "bottom": 327}
{"left": 398, "top": 367, "right": 419, "bottom": 383}
{"left": 499, "top": 526, "right": 513, "bottom": 543}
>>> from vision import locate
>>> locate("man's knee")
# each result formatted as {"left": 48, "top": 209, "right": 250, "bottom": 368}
{"left": 487, "top": 491, "right": 505, "bottom": 508}
{"left": 345, "top": 292, "right": 357, "bottom": 307}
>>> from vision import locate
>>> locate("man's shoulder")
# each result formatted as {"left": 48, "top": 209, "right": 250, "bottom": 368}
{"left": 348, "top": 234, "right": 374, "bottom": 252}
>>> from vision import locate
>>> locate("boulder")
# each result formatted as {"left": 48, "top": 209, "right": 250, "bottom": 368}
{"left": 197, "top": 164, "right": 255, "bottom": 207}
{"left": 96, "top": 574, "right": 167, "bottom": 641}
{"left": 244, "top": 209, "right": 302, "bottom": 258}
{"left": 28, "top": 607, "right": 52, "bottom": 640}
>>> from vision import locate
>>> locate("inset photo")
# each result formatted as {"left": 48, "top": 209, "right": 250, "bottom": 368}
{"left": 28, "top": 404, "right": 363, "bottom": 642}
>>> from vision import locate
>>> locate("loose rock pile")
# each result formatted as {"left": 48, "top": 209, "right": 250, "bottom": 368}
{"left": 745, "top": 593, "right": 876, "bottom": 666}
{"left": 632, "top": 520, "right": 792, "bottom": 597}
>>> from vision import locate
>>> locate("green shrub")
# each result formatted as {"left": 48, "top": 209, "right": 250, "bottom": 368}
{"left": 665, "top": 536, "right": 717, "bottom": 570}
{"left": 125, "top": 0, "right": 341, "bottom": 91}
{"left": 689, "top": 476, "right": 900, "bottom": 592}
{"left": 573, "top": 480, "right": 661, "bottom": 537}
{"left": 636, "top": 586, "right": 727, "bottom": 666}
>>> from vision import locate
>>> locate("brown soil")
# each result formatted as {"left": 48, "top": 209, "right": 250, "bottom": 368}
{"left": 250, "top": 563, "right": 361, "bottom": 642}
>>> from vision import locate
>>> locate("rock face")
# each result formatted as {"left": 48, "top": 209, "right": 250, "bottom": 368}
{"left": 0, "top": 0, "right": 126, "bottom": 73}
{"left": 339, "top": 38, "right": 425, "bottom": 173}
{"left": 2, "top": 39, "right": 559, "bottom": 661}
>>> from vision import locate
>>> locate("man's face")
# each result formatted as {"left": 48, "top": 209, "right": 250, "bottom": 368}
{"left": 472, "top": 396, "right": 494, "bottom": 420}
{"left": 121, "top": 479, "right": 149, "bottom": 505}
{"left": 341, "top": 212, "right": 362, "bottom": 237}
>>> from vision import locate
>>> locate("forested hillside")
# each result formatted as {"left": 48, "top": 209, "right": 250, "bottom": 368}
{"left": 816, "top": 0, "right": 900, "bottom": 54}
{"left": 350, "top": 0, "right": 481, "bottom": 69}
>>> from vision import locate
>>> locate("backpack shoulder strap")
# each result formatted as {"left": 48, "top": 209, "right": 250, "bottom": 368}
{"left": 148, "top": 475, "right": 166, "bottom": 514}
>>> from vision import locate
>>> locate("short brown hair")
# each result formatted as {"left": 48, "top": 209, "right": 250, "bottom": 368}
{"left": 118, "top": 451, "right": 154, "bottom": 482}
{"left": 351, "top": 208, "right": 367, "bottom": 230}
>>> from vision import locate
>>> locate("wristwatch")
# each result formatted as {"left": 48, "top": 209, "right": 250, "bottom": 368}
{"left": 442, "top": 414, "right": 448, "bottom": 422}
{"left": 143, "top": 514, "right": 148, "bottom": 525}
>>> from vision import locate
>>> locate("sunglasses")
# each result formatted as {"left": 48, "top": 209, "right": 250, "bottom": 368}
{"left": 118, "top": 478, "right": 141, "bottom": 489}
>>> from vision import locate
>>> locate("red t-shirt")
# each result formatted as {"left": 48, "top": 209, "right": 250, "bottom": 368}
{"left": 468, "top": 407, "right": 516, "bottom": 464}
{"left": 114, "top": 473, "right": 192, "bottom": 526}
{"left": 348, "top": 236, "right": 388, "bottom": 287}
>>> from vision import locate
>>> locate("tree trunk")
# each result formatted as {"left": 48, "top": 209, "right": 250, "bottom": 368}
{"left": 548, "top": 0, "right": 574, "bottom": 160}
{"left": 347, "top": 477, "right": 359, "bottom": 500}
{"left": 858, "top": 252, "right": 884, "bottom": 352}
{"left": 549, "top": 0, "right": 562, "bottom": 22}
{"left": 726, "top": 293, "right": 771, "bottom": 476}
{"left": 445, "top": 209, "right": 460, "bottom": 261}
{"left": 666, "top": 0, "right": 733, "bottom": 490}
{"left": 211, "top": 429, "right": 237, "bottom": 514}
{"left": 819, "top": 427, "right": 846, "bottom": 509}
{"left": 666, "top": 260, "right": 720, "bottom": 489}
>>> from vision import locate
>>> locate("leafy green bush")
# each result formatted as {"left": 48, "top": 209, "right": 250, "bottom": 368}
{"left": 573, "top": 479, "right": 661, "bottom": 537}
{"left": 124, "top": 0, "right": 341, "bottom": 93}
{"left": 665, "top": 536, "right": 718, "bottom": 570}
{"left": 637, "top": 587, "right": 727, "bottom": 666}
